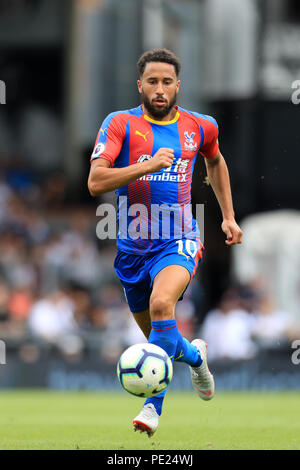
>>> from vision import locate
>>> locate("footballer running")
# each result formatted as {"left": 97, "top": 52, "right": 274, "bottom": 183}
{"left": 88, "top": 49, "right": 243, "bottom": 437}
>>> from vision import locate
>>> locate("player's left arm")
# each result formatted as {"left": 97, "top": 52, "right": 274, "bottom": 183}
{"left": 204, "top": 150, "right": 243, "bottom": 246}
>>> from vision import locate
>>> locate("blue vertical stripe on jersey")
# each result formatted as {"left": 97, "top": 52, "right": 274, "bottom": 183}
{"left": 199, "top": 125, "right": 204, "bottom": 153}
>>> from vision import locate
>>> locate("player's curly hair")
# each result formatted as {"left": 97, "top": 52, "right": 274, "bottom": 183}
{"left": 137, "top": 48, "right": 181, "bottom": 77}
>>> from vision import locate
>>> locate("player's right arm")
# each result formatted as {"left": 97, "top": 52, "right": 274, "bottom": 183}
{"left": 88, "top": 113, "right": 174, "bottom": 196}
{"left": 88, "top": 150, "right": 173, "bottom": 196}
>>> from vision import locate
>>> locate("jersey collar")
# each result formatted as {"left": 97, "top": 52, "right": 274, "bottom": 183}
{"left": 141, "top": 105, "right": 180, "bottom": 125}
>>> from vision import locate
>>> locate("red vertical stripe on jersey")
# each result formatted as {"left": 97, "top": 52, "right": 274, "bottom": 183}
{"left": 128, "top": 118, "right": 153, "bottom": 239}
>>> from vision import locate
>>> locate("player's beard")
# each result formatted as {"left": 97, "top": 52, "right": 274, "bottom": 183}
{"left": 141, "top": 90, "right": 177, "bottom": 119}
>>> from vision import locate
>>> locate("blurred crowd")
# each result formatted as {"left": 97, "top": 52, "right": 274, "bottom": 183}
{"left": 0, "top": 158, "right": 299, "bottom": 365}
{"left": 199, "top": 283, "right": 300, "bottom": 362}
{"left": 0, "top": 158, "right": 137, "bottom": 363}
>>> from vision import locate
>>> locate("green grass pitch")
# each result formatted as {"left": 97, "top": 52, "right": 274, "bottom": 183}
{"left": 0, "top": 390, "right": 299, "bottom": 450}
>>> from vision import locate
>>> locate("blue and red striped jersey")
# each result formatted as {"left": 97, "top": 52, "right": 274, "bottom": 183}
{"left": 91, "top": 105, "right": 219, "bottom": 254}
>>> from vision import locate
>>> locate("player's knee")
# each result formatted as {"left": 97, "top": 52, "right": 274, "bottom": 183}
{"left": 150, "top": 296, "right": 174, "bottom": 321}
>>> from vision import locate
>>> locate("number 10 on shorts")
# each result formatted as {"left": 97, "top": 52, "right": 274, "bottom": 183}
{"left": 176, "top": 239, "right": 198, "bottom": 259}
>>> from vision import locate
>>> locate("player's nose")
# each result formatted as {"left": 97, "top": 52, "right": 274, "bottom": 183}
{"left": 156, "top": 82, "right": 165, "bottom": 94}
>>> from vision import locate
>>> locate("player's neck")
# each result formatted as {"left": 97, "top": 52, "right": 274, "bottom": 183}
{"left": 141, "top": 104, "right": 177, "bottom": 122}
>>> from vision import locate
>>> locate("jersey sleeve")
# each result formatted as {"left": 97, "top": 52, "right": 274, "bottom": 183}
{"left": 199, "top": 117, "right": 219, "bottom": 159}
{"left": 90, "top": 112, "right": 126, "bottom": 166}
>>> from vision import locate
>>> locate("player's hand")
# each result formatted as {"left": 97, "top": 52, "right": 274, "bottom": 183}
{"left": 148, "top": 148, "right": 174, "bottom": 172}
{"left": 221, "top": 219, "right": 243, "bottom": 246}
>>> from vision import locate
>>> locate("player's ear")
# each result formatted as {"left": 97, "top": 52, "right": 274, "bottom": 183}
{"left": 137, "top": 80, "right": 142, "bottom": 94}
{"left": 176, "top": 80, "right": 181, "bottom": 92}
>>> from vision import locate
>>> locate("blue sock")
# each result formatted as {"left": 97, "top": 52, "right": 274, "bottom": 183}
{"left": 145, "top": 391, "right": 166, "bottom": 416}
{"left": 175, "top": 337, "right": 202, "bottom": 367}
{"left": 144, "top": 319, "right": 178, "bottom": 415}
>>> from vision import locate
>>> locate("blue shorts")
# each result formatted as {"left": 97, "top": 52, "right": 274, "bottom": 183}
{"left": 114, "top": 238, "right": 203, "bottom": 313}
